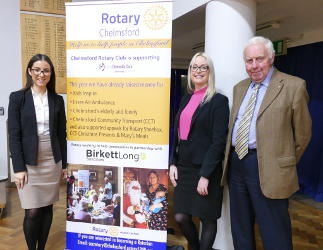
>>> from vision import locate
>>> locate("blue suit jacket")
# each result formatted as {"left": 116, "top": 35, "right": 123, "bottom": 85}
{"left": 8, "top": 88, "right": 67, "bottom": 173}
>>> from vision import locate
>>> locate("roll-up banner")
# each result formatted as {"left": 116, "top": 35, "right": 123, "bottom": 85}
{"left": 65, "top": 1, "right": 172, "bottom": 249}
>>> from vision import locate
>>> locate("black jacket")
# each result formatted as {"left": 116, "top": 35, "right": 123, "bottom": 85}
{"left": 8, "top": 88, "right": 67, "bottom": 173}
{"left": 169, "top": 92, "right": 229, "bottom": 179}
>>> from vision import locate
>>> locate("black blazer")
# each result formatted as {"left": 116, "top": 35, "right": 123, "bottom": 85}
{"left": 169, "top": 92, "right": 229, "bottom": 179}
{"left": 8, "top": 88, "right": 67, "bottom": 173}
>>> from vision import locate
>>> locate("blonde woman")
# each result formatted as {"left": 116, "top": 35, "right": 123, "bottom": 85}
{"left": 169, "top": 52, "right": 229, "bottom": 250}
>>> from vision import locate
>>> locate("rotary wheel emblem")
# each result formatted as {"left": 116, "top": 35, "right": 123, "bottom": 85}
{"left": 144, "top": 5, "right": 168, "bottom": 30}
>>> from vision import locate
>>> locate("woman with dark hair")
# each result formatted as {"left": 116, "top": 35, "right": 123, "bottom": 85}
{"left": 145, "top": 170, "right": 167, "bottom": 231}
{"left": 8, "top": 54, "right": 67, "bottom": 250}
{"left": 169, "top": 52, "right": 229, "bottom": 250}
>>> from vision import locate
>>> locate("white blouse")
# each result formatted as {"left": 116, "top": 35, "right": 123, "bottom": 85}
{"left": 31, "top": 88, "right": 50, "bottom": 135}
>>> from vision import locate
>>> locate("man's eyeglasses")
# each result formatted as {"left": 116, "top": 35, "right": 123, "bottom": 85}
{"left": 190, "top": 65, "right": 209, "bottom": 72}
{"left": 31, "top": 68, "right": 51, "bottom": 76}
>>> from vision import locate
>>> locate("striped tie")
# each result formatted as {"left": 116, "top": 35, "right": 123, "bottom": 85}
{"left": 235, "top": 83, "right": 261, "bottom": 159}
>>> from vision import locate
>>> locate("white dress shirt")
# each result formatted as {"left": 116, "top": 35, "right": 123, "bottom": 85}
{"left": 31, "top": 88, "right": 50, "bottom": 135}
{"left": 231, "top": 67, "right": 274, "bottom": 149}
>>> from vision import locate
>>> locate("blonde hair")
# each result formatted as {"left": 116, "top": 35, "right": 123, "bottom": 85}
{"left": 187, "top": 52, "right": 216, "bottom": 104}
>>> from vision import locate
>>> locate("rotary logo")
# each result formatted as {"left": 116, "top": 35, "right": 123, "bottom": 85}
{"left": 109, "top": 226, "right": 119, "bottom": 237}
{"left": 144, "top": 5, "right": 168, "bottom": 30}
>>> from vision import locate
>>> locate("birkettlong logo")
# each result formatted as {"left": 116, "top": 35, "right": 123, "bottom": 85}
{"left": 86, "top": 149, "right": 144, "bottom": 162}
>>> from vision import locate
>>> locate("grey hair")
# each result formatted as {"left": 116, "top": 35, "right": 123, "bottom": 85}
{"left": 187, "top": 52, "right": 216, "bottom": 104}
{"left": 243, "top": 36, "right": 275, "bottom": 60}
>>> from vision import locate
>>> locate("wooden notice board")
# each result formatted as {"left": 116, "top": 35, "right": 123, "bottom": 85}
{"left": 20, "top": 0, "right": 69, "bottom": 15}
{"left": 20, "top": 0, "right": 71, "bottom": 93}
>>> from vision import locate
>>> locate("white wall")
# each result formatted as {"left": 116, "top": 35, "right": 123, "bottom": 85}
{"left": 0, "top": 0, "right": 21, "bottom": 179}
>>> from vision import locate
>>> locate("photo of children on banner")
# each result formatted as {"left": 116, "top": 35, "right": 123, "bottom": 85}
{"left": 67, "top": 171, "right": 119, "bottom": 225}
{"left": 122, "top": 168, "right": 168, "bottom": 230}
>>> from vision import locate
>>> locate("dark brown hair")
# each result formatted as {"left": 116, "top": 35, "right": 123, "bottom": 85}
{"left": 25, "top": 54, "right": 56, "bottom": 93}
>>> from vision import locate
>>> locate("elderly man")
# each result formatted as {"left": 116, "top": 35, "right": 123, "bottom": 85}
{"left": 92, "top": 194, "right": 105, "bottom": 211}
{"left": 222, "top": 36, "right": 312, "bottom": 250}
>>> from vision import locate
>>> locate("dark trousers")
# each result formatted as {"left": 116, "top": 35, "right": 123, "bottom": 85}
{"left": 228, "top": 149, "right": 293, "bottom": 250}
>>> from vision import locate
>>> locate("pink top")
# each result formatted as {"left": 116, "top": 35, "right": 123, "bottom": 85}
{"left": 179, "top": 87, "right": 207, "bottom": 140}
